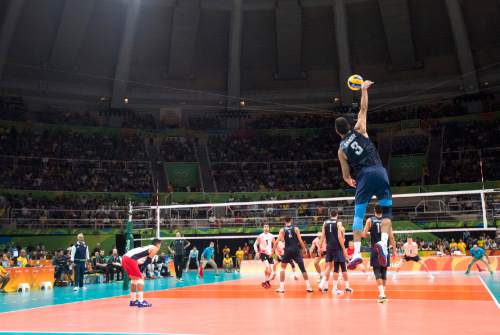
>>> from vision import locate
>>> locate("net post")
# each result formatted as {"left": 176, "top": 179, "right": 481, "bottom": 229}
{"left": 480, "top": 190, "right": 488, "bottom": 229}
{"left": 123, "top": 201, "right": 133, "bottom": 291}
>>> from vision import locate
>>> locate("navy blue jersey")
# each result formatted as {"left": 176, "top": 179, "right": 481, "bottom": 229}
{"left": 369, "top": 216, "right": 386, "bottom": 267}
{"left": 284, "top": 226, "right": 300, "bottom": 250}
{"left": 339, "top": 130, "right": 382, "bottom": 176}
{"left": 324, "top": 219, "right": 341, "bottom": 250}
{"left": 369, "top": 216, "right": 382, "bottom": 246}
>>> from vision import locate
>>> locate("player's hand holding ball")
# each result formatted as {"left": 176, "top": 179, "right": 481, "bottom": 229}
{"left": 361, "top": 80, "right": 374, "bottom": 90}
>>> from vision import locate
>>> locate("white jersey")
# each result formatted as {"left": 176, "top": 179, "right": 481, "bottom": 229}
{"left": 255, "top": 232, "right": 274, "bottom": 255}
{"left": 125, "top": 245, "right": 155, "bottom": 265}
{"left": 403, "top": 242, "right": 418, "bottom": 257}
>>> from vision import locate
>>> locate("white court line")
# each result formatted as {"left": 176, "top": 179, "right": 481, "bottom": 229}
{"left": 0, "top": 275, "right": 242, "bottom": 315}
{"left": 0, "top": 332, "right": 198, "bottom": 335}
{"left": 478, "top": 275, "right": 500, "bottom": 309}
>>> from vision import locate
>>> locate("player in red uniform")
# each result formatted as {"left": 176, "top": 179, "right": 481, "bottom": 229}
{"left": 122, "top": 239, "right": 162, "bottom": 307}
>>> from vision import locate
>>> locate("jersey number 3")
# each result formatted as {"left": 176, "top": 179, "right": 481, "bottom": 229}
{"left": 350, "top": 141, "right": 364, "bottom": 155}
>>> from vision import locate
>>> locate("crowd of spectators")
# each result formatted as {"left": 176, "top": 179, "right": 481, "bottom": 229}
{"left": 397, "top": 234, "right": 499, "bottom": 256}
{"left": 212, "top": 160, "right": 342, "bottom": 192}
{"left": 392, "top": 134, "right": 429, "bottom": 155}
{"left": 246, "top": 114, "right": 333, "bottom": 129}
{"left": 160, "top": 137, "right": 197, "bottom": 162}
{"left": 440, "top": 120, "right": 500, "bottom": 184}
{"left": 0, "top": 126, "right": 148, "bottom": 161}
{"left": 0, "top": 126, "right": 153, "bottom": 192}
{"left": 208, "top": 131, "right": 340, "bottom": 162}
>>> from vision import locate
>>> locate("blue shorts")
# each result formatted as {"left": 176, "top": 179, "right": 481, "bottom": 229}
{"left": 353, "top": 165, "right": 392, "bottom": 231}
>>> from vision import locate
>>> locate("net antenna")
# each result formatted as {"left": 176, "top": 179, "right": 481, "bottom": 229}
{"left": 155, "top": 179, "right": 161, "bottom": 239}
{"left": 479, "top": 160, "right": 488, "bottom": 228}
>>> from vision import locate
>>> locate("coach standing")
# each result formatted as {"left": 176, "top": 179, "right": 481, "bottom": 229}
{"left": 168, "top": 232, "right": 190, "bottom": 282}
{"left": 71, "top": 233, "right": 89, "bottom": 291}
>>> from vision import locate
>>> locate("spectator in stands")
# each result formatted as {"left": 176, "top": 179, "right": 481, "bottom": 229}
{"left": 157, "top": 252, "right": 170, "bottom": 277}
{"left": 93, "top": 243, "right": 102, "bottom": 254}
{"left": 235, "top": 247, "right": 244, "bottom": 272}
{"left": 53, "top": 249, "right": 69, "bottom": 282}
{"left": 1, "top": 253, "right": 10, "bottom": 268}
{"left": 223, "top": 253, "right": 233, "bottom": 273}
{"left": 107, "top": 248, "right": 122, "bottom": 282}
{"left": 16, "top": 249, "right": 28, "bottom": 267}
{"left": 449, "top": 239, "right": 458, "bottom": 253}
{"left": 71, "top": 233, "right": 90, "bottom": 291}
{"left": 457, "top": 239, "right": 467, "bottom": 254}
{"left": 92, "top": 250, "right": 108, "bottom": 281}
{"left": 0, "top": 264, "right": 9, "bottom": 292}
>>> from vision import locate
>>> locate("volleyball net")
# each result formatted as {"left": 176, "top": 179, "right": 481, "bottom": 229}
{"left": 129, "top": 189, "right": 500, "bottom": 248}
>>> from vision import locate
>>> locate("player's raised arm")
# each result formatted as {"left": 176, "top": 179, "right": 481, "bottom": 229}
{"left": 354, "top": 80, "right": 374, "bottom": 137}
{"left": 338, "top": 148, "right": 356, "bottom": 188}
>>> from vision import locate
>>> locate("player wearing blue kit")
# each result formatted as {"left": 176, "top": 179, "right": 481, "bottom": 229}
{"left": 465, "top": 244, "right": 494, "bottom": 275}
{"left": 200, "top": 242, "right": 219, "bottom": 276}
{"left": 318, "top": 210, "right": 352, "bottom": 295}
{"left": 335, "top": 80, "right": 393, "bottom": 268}
{"left": 274, "top": 217, "right": 313, "bottom": 293}
{"left": 362, "top": 206, "right": 396, "bottom": 303}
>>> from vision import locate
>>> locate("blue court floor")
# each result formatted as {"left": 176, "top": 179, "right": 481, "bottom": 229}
{"left": 0, "top": 270, "right": 240, "bottom": 314}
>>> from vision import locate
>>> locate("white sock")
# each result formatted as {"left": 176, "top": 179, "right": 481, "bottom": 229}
{"left": 345, "top": 281, "right": 350, "bottom": 289}
{"left": 354, "top": 242, "right": 361, "bottom": 258}
{"left": 130, "top": 292, "right": 136, "bottom": 301}
{"left": 319, "top": 278, "right": 325, "bottom": 289}
{"left": 323, "top": 280, "right": 329, "bottom": 291}
{"left": 279, "top": 281, "right": 284, "bottom": 290}
{"left": 333, "top": 280, "right": 338, "bottom": 290}
{"left": 306, "top": 280, "right": 312, "bottom": 290}
{"left": 381, "top": 233, "right": 388, "bottom": 248}
{"left": 378, "top": 285, "right": 385, "bottom": 297}
{"left": 138, "top": 291, "right": 144, "bottom": 302}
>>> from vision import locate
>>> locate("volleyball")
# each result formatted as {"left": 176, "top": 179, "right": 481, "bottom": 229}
{"left": 347, "top": 74, "right": 364, "bottom": 91}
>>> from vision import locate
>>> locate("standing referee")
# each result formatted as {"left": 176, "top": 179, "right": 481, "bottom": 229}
{"left": 168, "top": 232, "right": 190, "bottom": 282}
{"left": 71, "top": 233, "right": 89, "bottom": 291}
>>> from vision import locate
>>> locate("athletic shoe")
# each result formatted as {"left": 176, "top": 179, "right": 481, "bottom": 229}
{"left": 129, "top": 300, "right": 139, "bottom": 307}
{"left": 345, "top": 287, "right": 354, "bottom": 294}
{"left": 179, "top": 278, "right": 184, "bottom": 282}
{"left": 261, "top": 281, "right": 267, "bottom": 288}
{"left": 464, "top": 271, "right": 470, "bottom": 275}
{"left": 347, "top": 257, "right": 363, "bottom": 270}
{"left": 306, "top": 287, "right": 313, "bottom": 293}
{"left": 73, "top": 287, "right": 79, "bottom": 292}
{"left": 276, "top": 288, "right": 285, "bottom": 293}
{"left": 428, "top": 274, "right": 434, "bottom": 280}
{"left": 321, "top": 288, "right": 329, "bottom": 293}
{"left": 137, "top": 300, "right": 152, "bottom": 308}
{"left": 392, "top": 275, "right": 397, "bottom": 280}
{"left": 377, "top": 296, "right": 387, "bottom": 303}
{"left": 334, "top": 289, "right": 344, "bottom": 295}
{"left": 374, "top": 242, "right": 388, "bottom": 267}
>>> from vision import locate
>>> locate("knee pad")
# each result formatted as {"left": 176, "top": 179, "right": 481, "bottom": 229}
{"left": 136, "top": 279, "right": 144, "bottom": 286}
